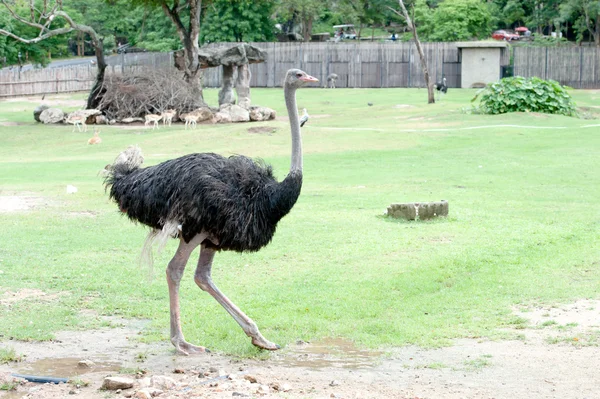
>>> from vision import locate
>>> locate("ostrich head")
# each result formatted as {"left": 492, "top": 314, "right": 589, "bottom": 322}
{"left": 442, "top": 77, "right": 447, "bottom": 85}
{"left": 285, "top": 69, "right": 319, "bottom": 89}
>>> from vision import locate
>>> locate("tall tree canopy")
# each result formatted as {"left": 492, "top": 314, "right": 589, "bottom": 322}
{"left": 201, "top": 0, "right": 275, "bottom": 43}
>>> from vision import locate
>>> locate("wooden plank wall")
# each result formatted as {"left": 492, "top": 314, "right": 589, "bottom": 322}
{"left": 1, "top": 44, "right": 599, "bottom": 97}
{"left": 201, "top": 42, "right": 462, "bottom": 89}
{"left": 513, "top": 46, "right": 600, "bottom": 89}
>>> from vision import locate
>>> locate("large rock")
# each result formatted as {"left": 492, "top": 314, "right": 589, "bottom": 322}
{"left": 195, "top": 43, "right": 267, "bottom": 69}
{"left": 214, "top": 111, "right": 232, "bottom": 124}
{"left": 189, "top": 106, "right": 215, "bottom": 122}
{"left": 120, "top": 117, "right": 144, "bottom": 123}
{"left": 220, "top": 104, "right": 250, "bottom": 123}
{"left": 67, "top": 109, "right": 101, "bottom": 124}
{"left": 33, "top": 105, "right": 49, "bottom": 122}
{"left": 249, "top": 106, "right": 276, "bottom": 121}
{"left": 101, "top": 376, "right": 135, "bottom": 390}
{"left": 39, "top": 108, "right": 64, "bottom": 124}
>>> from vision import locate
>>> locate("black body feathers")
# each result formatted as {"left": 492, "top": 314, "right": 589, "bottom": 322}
{"left": 106, "top": 153, "right": 302, "bottom": 252}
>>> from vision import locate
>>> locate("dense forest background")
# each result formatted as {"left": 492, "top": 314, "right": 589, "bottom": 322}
{"left": 1, "top": 0, "right": 599, "bottom": 67}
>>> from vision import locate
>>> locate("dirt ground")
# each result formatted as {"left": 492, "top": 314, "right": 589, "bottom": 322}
{"left": 1, "top": 298, "right": 599, "bottom": 399}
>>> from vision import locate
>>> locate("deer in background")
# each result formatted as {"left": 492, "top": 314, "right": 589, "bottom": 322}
{"left": 161, "top": 109, "right": 177, "bottom": 126}
{"left": 145, "top": 114, "right": 163, "bottom": 129}
{"left": 182, "top": 113, "right": 200, "bottom": 129}
{"left": 66, "top": 113, "right": 87, "bottom": 132}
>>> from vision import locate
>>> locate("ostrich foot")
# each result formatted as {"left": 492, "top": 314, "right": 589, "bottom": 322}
{"left": 172, "top": 339, "right": 210, "bottom": 356}
{"left": 251, "top": 336, "right": 281, "bottom": 351}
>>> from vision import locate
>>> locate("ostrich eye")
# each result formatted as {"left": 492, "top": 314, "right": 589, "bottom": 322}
{"left": 296, "top": 73, "right": 303, "bottom": 78}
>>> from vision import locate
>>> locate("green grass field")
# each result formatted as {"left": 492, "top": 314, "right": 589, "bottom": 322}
{"left": 0, "top": 87, "right": 599, "bottom": 356}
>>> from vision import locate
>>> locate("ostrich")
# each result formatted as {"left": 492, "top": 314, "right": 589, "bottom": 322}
{"left": 105, "top": 69, "right": 318, "bottom": 355}
{"left": 326, "top": 73, "right": 338, "bottom": 89}
{"left": 433, "top": 76, "right": 448, "bottom": 101}
{"left": 299, "top": 108, "right": 309, "bottom": 127}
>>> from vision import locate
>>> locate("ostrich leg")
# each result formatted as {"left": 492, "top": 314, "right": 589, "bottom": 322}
{"left": 167, "top": 234, "right": 208, "bottom": 355}
{"left": 194, "top": 246, "right": 280, "bottom": 350}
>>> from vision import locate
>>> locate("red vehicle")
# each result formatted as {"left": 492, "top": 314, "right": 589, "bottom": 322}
{"left": 492, "top": 30, "right": 520, "bottom": 41}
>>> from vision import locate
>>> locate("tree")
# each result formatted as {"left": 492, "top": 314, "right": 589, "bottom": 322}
{"left": 428, "top": 0, "right": 494, "bottom": 41}
{"left": 390, "top": 0, "right": 435, "bottom": 104}
{"left": 340, "top": 0, "right": 396, "bottom": 39}
{"left": 275, "top": 0, "right": 325, "bottom": 41}
{"left": 201, "top": 0, "right": 275, "bottom": 43}
{"left": 0, "top": 0, "right": 108, "bottom": 109}
{"left": 560, "top": 0, "right": 600, "bottom": 45}
{"left": 132, "top": 0, "right": 208, "bottom": 104}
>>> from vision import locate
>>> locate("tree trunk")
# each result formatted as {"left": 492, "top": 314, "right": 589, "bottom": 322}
{"left": 86, "top": 39, "right": 107, "bottom": 109}
{"left": 596, "top": 15, "right": 600, "bottom": 47}
{"left": 303, "top": 16, "right": 313, "bottom": 41}
{"left": 395, "top": 0, "right": 435, "bottom": 104}
{"left": 161, "top": 1, "right": 205, "bottom": 106}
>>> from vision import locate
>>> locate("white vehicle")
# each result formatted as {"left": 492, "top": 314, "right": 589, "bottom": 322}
{"left": 333, "top": 24, "right": 357, "bottom": 41}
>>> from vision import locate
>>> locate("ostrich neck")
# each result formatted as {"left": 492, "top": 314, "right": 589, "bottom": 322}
{"left": 284, "top": 85, "right": 302, "bottom": 174}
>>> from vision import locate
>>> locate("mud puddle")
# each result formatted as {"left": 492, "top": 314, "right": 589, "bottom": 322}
{"left": 274, "top": 338, "right": 383, "bottom": 369}
{"left": 17, "top": 357, "right": 121, "bottom": 378}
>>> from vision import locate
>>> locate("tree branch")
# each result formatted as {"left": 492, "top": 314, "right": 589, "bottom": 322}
{"left": 0, "top": 26, "right": 73, "bottom": 43}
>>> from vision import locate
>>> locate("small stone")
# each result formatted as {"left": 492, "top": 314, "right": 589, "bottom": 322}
{"left": 269, "top": 382, "right": 281, "bottom": 391}
{"left": 138, "top": 377, "right": 151, "bottom": 388}
{"left": 232, "top": 392, "right": 249, "bottom": 397}
{"left": 228, "top": 373, "right": 237, "bottom": 380}
{"left": 330, "top": 380, "right": 340, "bottom": 387}
{"left": 102, "top": 376, "right": 135, "bottom": 390}
{"left": 116, "top": 389, "right": 122, "bottom": 394}
{"left": 209, "top": 366, "right": 219, "bottom": 373}
{"left": 256, "top": 384, "right": 270, "bottom": 394}
{"left": 243, "top": 375, "right": 257, "bottom": 384}
{"left": 134, "top": 389, "right": 152, "bottom": 399}
{"left": 150, "top": 375, "right": 177, "bottom": 390}
{"left": 282, "top": 383, "right": 292, "bottom": 392}
{"left": 173, "top": 368, "right": 185, "bottom": 374}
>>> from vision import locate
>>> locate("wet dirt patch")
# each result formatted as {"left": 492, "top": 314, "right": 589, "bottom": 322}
{"left": 247, "top": 126, "right": 277, "bottom": 134}
{"left": 1, "top": 300, "right": 600, "bottom": 398}
{"left": 273, "top": 338, "right": 383, "bottom": 369}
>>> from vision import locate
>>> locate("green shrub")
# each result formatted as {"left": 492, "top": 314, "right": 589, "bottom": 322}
{"left": 472, "top": 76, "right": 578, "bottom": 117}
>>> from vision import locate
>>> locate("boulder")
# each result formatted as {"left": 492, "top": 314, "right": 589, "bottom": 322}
{"left": 189, "top": 106, "right": 214, "bottom": 122}
{"left": 220, "top": 104, "right": 249, "bottom": 123}
{"left": 33, "top": 105, "right": 49, "bottom": 122}
{"left": 39, "top": 108, "right": 64, "bottom": 124}
{"left": 195, "top": 43, "right": 267, "bottom": 69}
{"left": 121, "top": 117, "right": 144, "bottom": 123}
{"left": 214, "top": 111, "right": 232, "bottom": 124}
{"left": 67, "top": 109, "right": 101, "bottom": 124}
{"left": 95, "top": 115, "right": 107, "bottom": 125}
{"left": 249, "top": 106, "right": 276, "bottom": 121}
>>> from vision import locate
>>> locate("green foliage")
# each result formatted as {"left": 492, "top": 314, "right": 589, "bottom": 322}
{"left": 427, "top": 0, "right": 495, "bottom": 41}
{"left": 473, "top": 76, "right": 578, "bottom": 117}
{"left": 201, "top": 0, "right": 275, "bottom": 43}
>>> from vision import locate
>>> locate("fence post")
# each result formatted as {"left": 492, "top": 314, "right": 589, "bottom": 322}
{"left": 579, "top": 46, "right": 584, "bottom": 89}
{"left": 545, "top": 47, "right": 548, "bottom": 79}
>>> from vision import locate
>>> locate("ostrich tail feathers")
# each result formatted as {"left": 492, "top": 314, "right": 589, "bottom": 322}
{"left": 104, "top": 145, "right": 144, "bottom": 188}
{"left": 139, "top": 220, "right": 180, "bottom": 279}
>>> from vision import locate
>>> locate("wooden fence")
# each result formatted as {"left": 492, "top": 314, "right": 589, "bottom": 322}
{"left": 0, "top": 52, "right": 174, "bottom": 97}
{"left": 201, "top": 42, "right": 463, "bottom": 89}
{"left": 513, "top": 46, "right": 600, "bottom": 89}
{"left": 1, "top": 43, "right": 599, "bottom": 97}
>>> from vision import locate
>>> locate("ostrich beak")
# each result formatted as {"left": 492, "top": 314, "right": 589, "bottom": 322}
{"left": 300, "top": 74, "right": 319, "bottom": 83}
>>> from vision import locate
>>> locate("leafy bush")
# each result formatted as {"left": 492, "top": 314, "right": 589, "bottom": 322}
{"left": 472, "top": 76, "right": 577, "bottom": 117}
